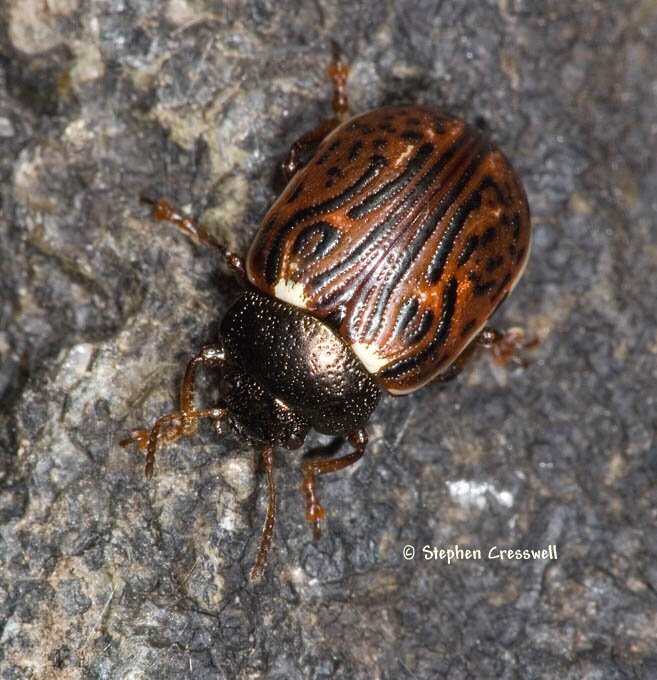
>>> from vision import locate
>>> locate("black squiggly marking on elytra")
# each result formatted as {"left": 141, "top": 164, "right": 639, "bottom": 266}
{"left": 406, "top": 309, "right": 434, "bottom": 345}
{"left": 381, "top": 277, "right": 458, "bottom": 380}
{"left": 347, "top": 142, "right": 435, "bottom": 220}
{"left": 360, "top": 132, "right": 484, "bottom": 337}
{"left": 264, "top": 155, "right": 388, "bottom": 284}
{"left": 457, "top": 234, "right": 479, "bottom": 266}
{"left": 329, "top": 132, "right": 479, "bottom": 331}
{"left": 292, "top": 221, "right": 341, "bottom": 262}
{"left": 425, "top": 188, "right": 483, "bottom": 285}
{"left": 349, "top": 141, "right": 363, "bottom": 162}
{"left": 393, "top": 298, "right": 420, "bottom": 338}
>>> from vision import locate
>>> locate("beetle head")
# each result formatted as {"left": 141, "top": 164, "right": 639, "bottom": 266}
{"left": 221, "top": 363, "right": 310, "bottom": 449}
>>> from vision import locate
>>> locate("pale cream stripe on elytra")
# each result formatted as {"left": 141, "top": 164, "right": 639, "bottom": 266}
{"left": 350, "top": 341, "right": 390, "bottom": 374}
{"left": 274, "top": 279, "right": 309, "bottom": 309}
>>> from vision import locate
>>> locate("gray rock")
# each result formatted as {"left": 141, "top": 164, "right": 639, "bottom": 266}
{"left": 1, "top": 1, "right": 656, "bottom": 678}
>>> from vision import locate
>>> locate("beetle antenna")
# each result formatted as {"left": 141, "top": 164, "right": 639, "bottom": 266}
{"left": 251, "top": 446, "right": 277, "bottom": 581}
{"left": 138, "top": 195, "right": 247, "bottom": 280}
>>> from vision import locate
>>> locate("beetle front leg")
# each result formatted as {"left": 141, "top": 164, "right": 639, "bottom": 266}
{"left": 251, "top": 446, "right": 277, "bottom": 581}
{"left": 282, "top": 41, "right": 351, "bottom": 182}
{"left": 139, "top": 196, "right": 247, "bottom": 281}
{"left": 300, "top": 428, "right": 367, "bottom": 539}
{"left": 120, "top": 344, "right": 227, "bottom": 477}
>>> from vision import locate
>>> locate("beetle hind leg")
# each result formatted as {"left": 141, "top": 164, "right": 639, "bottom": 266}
{"left": 120, "top": 344, "right": 227, "bottom": 477}
{"left": 282, "top": 41, "right": 351, "bottom": 182}
{"left": 300, "top": 428, "right": 367, "bottom": 539}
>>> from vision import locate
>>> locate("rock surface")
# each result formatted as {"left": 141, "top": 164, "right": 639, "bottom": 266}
{"left": 1, "top": 1, "right": 656, "bottom": 678}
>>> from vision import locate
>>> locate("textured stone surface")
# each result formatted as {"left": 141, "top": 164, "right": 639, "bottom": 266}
{"left": 1, "top": 1, "right": 656, "bottom": 678}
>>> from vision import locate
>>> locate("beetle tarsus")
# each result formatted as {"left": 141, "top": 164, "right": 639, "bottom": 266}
{"left": 299, "top": 428, "right": 368, "bottom": 538}
{"left": 121, "top": 345, "right": 227, "bottom": 477}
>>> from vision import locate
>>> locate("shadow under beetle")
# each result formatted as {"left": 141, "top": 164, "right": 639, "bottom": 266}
{"left": 121, "top": 43, "right": 532, "bottom": 580}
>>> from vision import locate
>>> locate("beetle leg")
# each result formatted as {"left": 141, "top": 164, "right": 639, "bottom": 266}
{"left": 432, "top": 326, "right": 538, "bottom": 384}
{"left": 476, "top": 326, "right": 539, "bottom": 368}
{"left": 432, "top": 343, "right": 479, "bottom": 384}
{"left": 282, "top": 118, "right": 341, "bottom": 182}
{"left": 328, "top": 40, "right": 350, "bottom": 119}
{"left": 300, "top": 428, "right": 367, "bottom": 540}
{"left": 251, "top": 446, "right": 277, "bottom": 581}
{"left": 120, "top": 344, "right": 227, "bottom": 478}
{"left": 281, "top": 41, "right": 351, "bottom": 182}
{"left": 139, "top": 195, "right": 247, "bottom": 281}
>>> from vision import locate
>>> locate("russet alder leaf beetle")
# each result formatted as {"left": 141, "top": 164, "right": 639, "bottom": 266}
{"left": 120, "top": 43, "right": 533, "bottom": 580}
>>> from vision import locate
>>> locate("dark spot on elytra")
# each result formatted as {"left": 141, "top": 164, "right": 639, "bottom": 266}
{"left": 468, "top": 269, "right": 497, "bottom": 297}
{"left": 515, "top": 246, "right": 526, "bottom": 262}
{"left": 433, "top": 119, "right": 446, "bottom": 133}
{"left": 461, "top": 319, "right": 477, "bottom": 336}
{"left": 401, "top": 130, "right": 423, "bottom": 141}
{"left": 373, "top": 138, "right": 388, "bottom": 150}
{"left": 494, "top": 272, "right": 512, "bottom": 297}
{"left": 316, "top": 151, "right": 330, "bottom": 165}
{"left": 378, "top": 122, "right": 396, "bottom": 133}
{"left": 482, "top": 226, "right": 497, "bottom": 244}
{"left": 328, "top": 140, "right": 340, "bottom": 152}
{"left": 474, "top": 281, "right": 495, "bottom": 296}
{"left": 325, "top": 166, "right": 343, "bottom": 188}
{"left": 406, "top": 117, "right": 422, "bottom": 126}
{"left": 286, "top": 181, "right": 304, "bottom": 204}
{"left": 457, "top": 234, "right": 479, "bottom": 266}
{"left": 486, "top": 255, "right": 504, "bottom": 273}
{"left": 511, "top": 214, "right": 521, "bottom": 239}
{"left": 353, "top": 122, "right": 375, "bottom": 134}
{"left": 349, "top": 140, "right": 363, "bottom": 162}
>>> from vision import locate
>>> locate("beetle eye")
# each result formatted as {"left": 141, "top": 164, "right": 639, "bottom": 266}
{"left": 286, "top": 433, "right": 303, "bottom": 450}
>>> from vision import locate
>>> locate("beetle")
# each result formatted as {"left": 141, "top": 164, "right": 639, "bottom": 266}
{"left": 120, "top": 44, "right": 531, "bottom": 580}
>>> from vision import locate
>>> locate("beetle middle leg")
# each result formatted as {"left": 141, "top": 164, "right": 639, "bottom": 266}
{"left": 282, "top": 41, "right": 350, "bottom": 182}
{"left": 300, "top": 428, "right": 367, "bottom": 539}
{"left": 120, "top": 344, "right": 227, "bottom": 477}
{"left": 139, "top": 195, "right": 247, "bottom": 281}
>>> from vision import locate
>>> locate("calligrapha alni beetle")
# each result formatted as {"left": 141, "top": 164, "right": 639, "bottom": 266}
{"left": 120, "top": 43, "right": 532, "bottom": 580}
